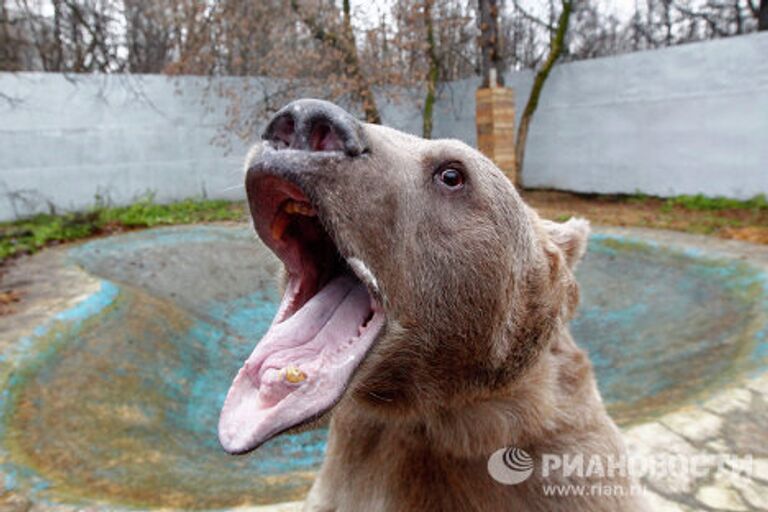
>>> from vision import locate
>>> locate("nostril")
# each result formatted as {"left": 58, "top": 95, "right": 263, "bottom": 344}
{"left": 262, "top": 100, "right": 368, "bottom": 156}
{"left": 309, "top": 121, "right": 343, "bottom": 152}
{"left": 271, "top": 115, "right": 295, "bottom": 150}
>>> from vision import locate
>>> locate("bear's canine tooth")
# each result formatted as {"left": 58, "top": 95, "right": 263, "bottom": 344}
{"left": 347, "top": 257, "right": 380, "bottom": 295}
{"left": 284, "top": 200, "right": 316, "bottom": 216}
{"left": 271, "top": 200, "right": 316, "bottom": 240}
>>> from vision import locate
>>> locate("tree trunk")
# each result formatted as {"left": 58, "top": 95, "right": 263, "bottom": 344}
{"left": 760, "top": 0, "right": 768, "bottom": 30}
{"left": 340, "top": 0, "right": 381, "bottom": 124}
{"left": 478, "top": 0, "right": 504, "bottom": 88}
{"left": 52, "top": 0, "right": 64, "bottom": 71}
{"left": 662, "top": 0, "right": 673, "bottom": 45}
{"left": 291, "top": 0, "right": 382, "bottom": 124}
{"left": 0, "top": 0, "right": 18, "bottom": 71}
{"left": 422, "top": 0, "right": 439, "bottom": 139}
{"left": 514, "top": 0, "right": 572, "bottom": 188}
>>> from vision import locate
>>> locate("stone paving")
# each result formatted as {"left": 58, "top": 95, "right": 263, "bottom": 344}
{"left": 625, "top": 372, "right": 768, "bottom": 511}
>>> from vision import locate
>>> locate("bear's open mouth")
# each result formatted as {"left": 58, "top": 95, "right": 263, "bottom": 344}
{"left": 218, "top": 175, "right": 385, "bottom": 454}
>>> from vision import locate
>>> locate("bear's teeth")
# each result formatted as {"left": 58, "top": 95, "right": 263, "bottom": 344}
{"left": 283, "top": 200, "right": 316, "bottom": 216}
{"left": 347, "top": 257, "right": 380, "bottom": 295}
{"left": 270, "top": 201, "right": 317, "bottom": 240}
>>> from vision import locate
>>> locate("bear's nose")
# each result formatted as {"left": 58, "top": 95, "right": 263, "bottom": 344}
{"left": 262, "top": 99, "right": 369, "bottom": 157}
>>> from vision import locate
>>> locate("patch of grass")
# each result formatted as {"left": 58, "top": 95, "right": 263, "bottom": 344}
{"left": 626, "top": 191, "right": 651, "bottom": 204}
{"left": 101, "top": 196, "right": 244, "bottom": 227}
{"left": 0, "top": 196, "right": 245, "bottom": 263}
{"left": 664, "top": 194, "right": 768, "bottom": 212}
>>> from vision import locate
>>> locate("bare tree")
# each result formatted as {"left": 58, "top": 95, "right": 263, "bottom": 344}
{"left": 7, "top": 0, "right": 123, "bottom": 72}
{"left": 423, "top": 0, "right": 440, "bottom": 138}
{"left": 514, "top": 0, "right": 573, "bottom": 186}
{"left": 478, "top": 0, "right": 504, "bottom": 86}
{"left": 565, "top": 1, "right": 630, "bottom": 60}
{"left": 123, "top": 0, "right": 173, "bottom": 73}
{"left": 291, "top": 0, "right": 381, "bottom": 123}
{"left": 0, "top": 0, "right": 23, "bottom": 70}
{"left": 385, "top": 0, "right": 475, "bottom": 138}
{"left": 627, "top": 0, "right": 762, "bottom": 48}
{"left": 754, "top": 0, "right": 768, "bottom": 29}
{"left": 500, "top": 6, "right": 543, "bottom": 70}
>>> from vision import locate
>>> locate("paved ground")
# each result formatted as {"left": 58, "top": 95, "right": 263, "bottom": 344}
{"left": 626, "top": 373, "right": 768, "bottom": 511}
{"left": 0, "top": 225, "right": 766, "bottom": 511}
{"left": 599, "top": 227, "right": 768, "bottom": 512}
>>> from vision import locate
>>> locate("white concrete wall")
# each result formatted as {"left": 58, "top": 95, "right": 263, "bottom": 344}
{"left": 0, "top": 73, "right": 249, "bottom": 220}
{"left": 427, "top": 33, "right": 768, "bottom": 200}
{"left": 1, "top": 33, "right": 766, "bottom": 220}
{"left": 520, "top": 32, "right": 768, "bottom": 199}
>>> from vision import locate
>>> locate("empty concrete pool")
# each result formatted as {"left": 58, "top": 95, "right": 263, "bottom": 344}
{"left": 1, "top": 225, "right": 767, "bottom": 509}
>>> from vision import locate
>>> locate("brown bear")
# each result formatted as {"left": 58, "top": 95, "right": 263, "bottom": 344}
{"left": 219, "top": 99, "right": 648, "bottom": 512}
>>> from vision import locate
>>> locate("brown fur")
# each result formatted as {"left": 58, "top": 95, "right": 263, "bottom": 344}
{"left": 246, "top": 119, "right": 648, "bottom": 511}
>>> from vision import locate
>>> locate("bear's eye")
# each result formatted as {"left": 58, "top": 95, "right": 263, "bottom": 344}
{"left": 435, "top": 167, "right": 465, "bottom": 190}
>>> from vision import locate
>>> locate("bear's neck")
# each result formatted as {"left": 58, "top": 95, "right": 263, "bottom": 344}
{"left": 337, "top": 328, "right": 608, "bottom": 459}
{"left": 310, "top": 331, "right": 620, "bottom": 511}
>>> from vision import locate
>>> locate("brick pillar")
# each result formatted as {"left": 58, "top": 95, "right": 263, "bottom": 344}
{"left": 476, "top": 87, "right": 516, "bottom": 182}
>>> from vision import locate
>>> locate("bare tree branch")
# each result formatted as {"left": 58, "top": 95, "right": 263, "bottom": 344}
{"left": 512, "top": 0, "right": 556, "bottom": 32}
{"left": 290, "top": 0, "right": 381, "bottom": 123}
{"left": 672, "top": 1, "right": 731, "bottom": 36}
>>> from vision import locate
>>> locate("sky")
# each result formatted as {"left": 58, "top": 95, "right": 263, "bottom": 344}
{"left": 351, "top": 0, "right": 640, "bottom": 27}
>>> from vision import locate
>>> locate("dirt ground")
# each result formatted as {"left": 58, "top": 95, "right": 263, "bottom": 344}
{"left": 524, "top": 190, "right": 768, "bottom": 245}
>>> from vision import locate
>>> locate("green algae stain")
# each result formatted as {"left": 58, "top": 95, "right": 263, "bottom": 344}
{"left": 577, "top": 236, "right": 768, "bottom": 426}
{"left": 2, "top": 287, "right": 315, "bottom": 509}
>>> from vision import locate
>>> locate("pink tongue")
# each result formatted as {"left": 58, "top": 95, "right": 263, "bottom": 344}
{"left": 218, "top": 274, "right": 373, "bottom": 453}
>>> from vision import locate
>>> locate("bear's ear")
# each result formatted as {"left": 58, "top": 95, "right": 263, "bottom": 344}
{"left": 541, "top": 217, "right": 590, "bottom": 269}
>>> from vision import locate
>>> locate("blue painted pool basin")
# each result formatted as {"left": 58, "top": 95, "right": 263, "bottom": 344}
{"left": 2, "top": 225, "right": 766, "bottom": 509}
